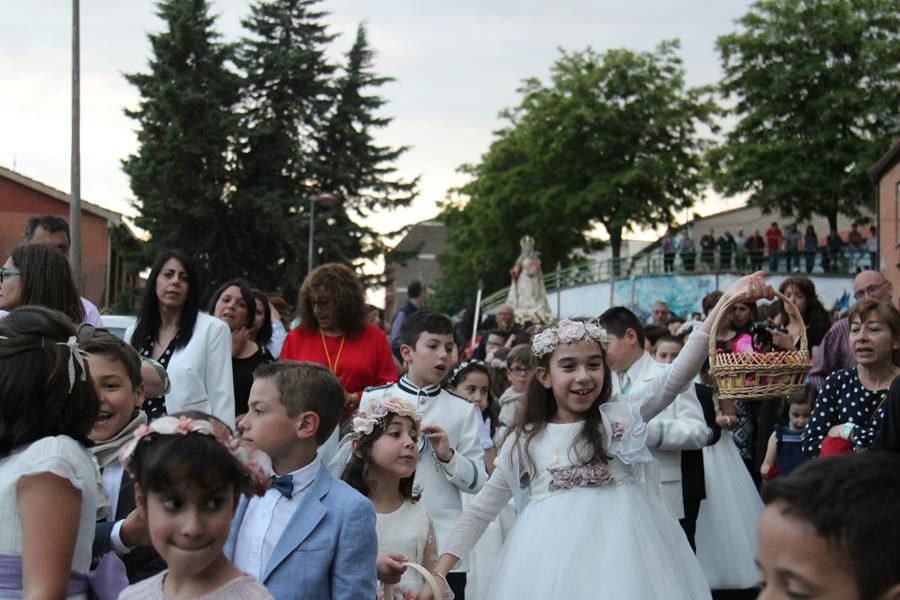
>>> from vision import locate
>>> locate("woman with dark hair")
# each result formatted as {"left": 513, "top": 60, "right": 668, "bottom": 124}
{"left": 126, "top": 250, "right": 234, "bottom": 427}
{"left": 250, "top": 290, "right": 275, "bottom": 360}
{"left": 279, "top": 263, "right": 396, "bottom": 406}
{"left": 773, "top": 276, "right": 832, "bottom": 361}
{"left": 208, "top": 279, "right": 273, "bottom": 417}
{"left": 0, "top": 244, "right": 85, "bottom": 323}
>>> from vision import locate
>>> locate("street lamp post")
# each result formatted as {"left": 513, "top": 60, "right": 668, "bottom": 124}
{"left": 308, "top": 192, "right": 340, "bottom": 274}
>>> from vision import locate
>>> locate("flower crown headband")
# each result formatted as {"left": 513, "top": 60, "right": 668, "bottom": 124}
{"left": 353, "top": 395, "right": 421, "bottom": 436}
{"left": 531, "top": 318, "right": 608, "bottom": 358}
{"left": 448, "top": 359, "right": 489, "bottom": 385}
{"left": 117, "top": 415, "right": 270, "bottom": 495}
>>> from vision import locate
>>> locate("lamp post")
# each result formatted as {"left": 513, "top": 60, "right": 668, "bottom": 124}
{"left": 308, "top": 192, "right": 340, "bottom": 274}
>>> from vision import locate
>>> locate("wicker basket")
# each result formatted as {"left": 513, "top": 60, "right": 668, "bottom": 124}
{"left": 708, "top": 291, "right": 812, "bottom": 401}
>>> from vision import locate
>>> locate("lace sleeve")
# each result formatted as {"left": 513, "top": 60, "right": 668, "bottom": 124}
{"left": 628, "top": 329, "right": 709, "bottom": 422}
{"left": 442, "top": 465, "right": 513, "bottom": 560}
{"left": 422, "top": 517, "right": 439, "bottom": 574}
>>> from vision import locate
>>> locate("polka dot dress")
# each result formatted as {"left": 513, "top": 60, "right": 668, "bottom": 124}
{"left": 802, "top": 368, "right": 889, "bottom": 456}
{"left": 138, "top": 335, "right": 178, "bottom": 421}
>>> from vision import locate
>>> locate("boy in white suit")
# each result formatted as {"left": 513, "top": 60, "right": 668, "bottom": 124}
{"left": 598, "top": 307, "right": 713, "bottom": 525}
{"left": 339, "top": 309, "right": 487, "bottom": 599}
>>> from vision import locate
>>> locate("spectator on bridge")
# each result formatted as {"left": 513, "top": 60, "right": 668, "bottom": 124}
{"left": 700, "top": 229, "right": 716, "bottom": 270}
{"left": 679, "top": 230, "right": 696, "bottom": 272}
{"left": 825, "top": 229, "right": 845, "bottom": 273}
{"left": 847, "top": 222, "right": 865, "bottom": 272}
{"left": 746, "top": 230, "right": 765, "bottom": 271}
{"left": 784, "top": 224, "right": 802, "bottom": 272}
{"left": 662, "top": 228, "right": 677, "bottom": 272}
{"left": 734, "top": 230, "right": 747, "bottom": 270}
{"left": 21, "top": 215, "right": 102, "bottom": 325}
{"left": 764, "top": 222, "right": 783, "bottom": 272}
{"left": 803, "top": 225, "right": 819, "bottom": 273}
{"left": 809, "top": 270, "right": 893, "bottom": 394}
{"left": 867, "top": 225, "right": 879, "bottom": 270}
{"left": 717, "top": 231, "right": 736, "bottom": 270}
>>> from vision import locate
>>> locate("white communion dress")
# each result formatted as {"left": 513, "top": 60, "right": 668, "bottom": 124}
{"left": 444, "top": 404, "right": 711, "bottom": 599}
{"left": 695, "top": 431, "right": 763, "bottom": 589}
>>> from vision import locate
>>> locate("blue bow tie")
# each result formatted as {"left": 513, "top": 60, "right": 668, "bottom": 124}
{"left": 271, "top": 474, "right": 294, "bottom": 499}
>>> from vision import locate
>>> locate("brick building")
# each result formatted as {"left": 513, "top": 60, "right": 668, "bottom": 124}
{"left": 0, "top": 166, "right": 136, "bottom": 310}
{"left": 871, "top": 138, "right": 900, "bottom": 298}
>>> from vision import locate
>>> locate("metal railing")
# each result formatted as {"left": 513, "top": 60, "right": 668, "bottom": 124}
{"left": 480, "top": 247, "right": 873, "bottom": 312}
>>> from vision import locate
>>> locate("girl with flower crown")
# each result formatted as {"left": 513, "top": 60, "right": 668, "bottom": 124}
{"left": 420, "top": 273, "right": 773, "bottom": 600}
{"left": 117, "top": 411, "right": 272, "bottom": 599}
{"left": 342, "top": 396, "right": 453, "bottom": 600}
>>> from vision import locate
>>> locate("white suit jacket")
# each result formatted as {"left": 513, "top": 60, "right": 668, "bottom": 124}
{"left": 613, "top": 351, "right": 708, "bottom": 518}
{"left": 127, "top": 312, "right": 235, "bottom": 428}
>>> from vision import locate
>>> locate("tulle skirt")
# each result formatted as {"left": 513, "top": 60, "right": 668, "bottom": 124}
{"left": 696, "top": 432, "right": 764, "bottom": 589}
{"left": 486, "top": 483, "right": 711, "bottom": 599}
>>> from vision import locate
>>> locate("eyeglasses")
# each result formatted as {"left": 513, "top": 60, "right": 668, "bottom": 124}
{"left": 853, "top": 281, "right": 887, "bottom": 300}
{"left": 510, "top": 367, "right": 531, "bottom": 376}
{"left": 0, "top": 268, "right": 21, "bottom": 283}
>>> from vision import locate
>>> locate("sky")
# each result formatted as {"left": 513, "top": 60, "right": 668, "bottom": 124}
{"left": 0, "top": 0, "right": 754, "bottom": 243}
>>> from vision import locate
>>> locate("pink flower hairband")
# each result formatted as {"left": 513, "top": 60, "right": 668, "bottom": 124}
{"left": 352, "top": 395, "right": 421, "bottom": 436}
{"left": 117, "top": 415, "right": 271, "bottom": 495}
{"left": 531, "top": 318, "right": 608, "bottom": 358}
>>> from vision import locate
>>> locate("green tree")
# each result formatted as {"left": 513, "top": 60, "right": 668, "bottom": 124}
{"left": 231, "top": 0, "right": 336, "bottom": 290}
{"left": 434, "top": 41, "right": 715, "bottom": 311}
{"left": 122, "top": 0, "right": 240, "bottom": 288}
{"left": 712, "top": 0, "right": 900, "bottom": 232}
{"left": 310, "top": 23, "right": 418, "bottom": 272}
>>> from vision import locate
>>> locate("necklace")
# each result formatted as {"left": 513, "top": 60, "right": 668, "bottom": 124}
{"left": 320, "top": 330, "right": 345, "bottom": 374}
{"left": 546, "top": 425, "right": 567, "bottom": 466}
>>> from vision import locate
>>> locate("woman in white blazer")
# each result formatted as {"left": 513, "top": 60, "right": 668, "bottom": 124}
{"left": 127, "top": 250, "right": 234, "bottom": 428}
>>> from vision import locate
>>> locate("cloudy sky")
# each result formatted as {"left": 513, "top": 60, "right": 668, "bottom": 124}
{"left": 0, "top": 0, "right": 753, "bottom": 240}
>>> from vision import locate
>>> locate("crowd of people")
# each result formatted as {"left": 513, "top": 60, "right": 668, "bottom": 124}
{"left": 660, "top": 221, "right": 878, "bottom": 274}
{"left": 0, "top": 213, "right": 899, "bottom": 599}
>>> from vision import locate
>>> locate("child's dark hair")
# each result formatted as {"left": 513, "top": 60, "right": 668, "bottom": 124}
{"left": 514, "top": 322, "right": 612, "bottom": 472}
{"left": 341, "top": 412, "right": 420, "bottom": 502}
{"left": 253, "top": 361, "right": 343, "bottom": 445}
{"left": 488, "top": 346, "right": 511, "bottom": 399}
{"left": 762, "top": 453, "right": 900, "bottom": 599}
{"left": 599, "top": 307, "right": 646, "bottom": 347}
{"left": 399, "top": 309, "right": 452, "bottom": 349}
{"left": 654, "top": 334, "right": 685, "bottom": 349}
{"left": 445, "top": 359, "right": 500, "bottom": 438}
{"left": 0, "top": 306, "right": 99, "bottom": 458}
{"left": 128, "top": 411, "right": 250, "bottom": 502}
{"left": 778, "top": 387, "right": 813, "bottom": 422}
{"left": 78, "top": 326, "right": 143, "bottom": 389}
{"left": 253, "top": 290, "right": 273, "bottom": 346}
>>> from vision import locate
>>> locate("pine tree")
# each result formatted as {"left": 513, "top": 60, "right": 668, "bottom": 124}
{"left": 310, "top": 23, "right": 418, "bottom": 272}
{"left": 231, "top": 0, "right": 337, "bottom": 291}
{"left": 122, "top": 0, "right": 240, "bottom": 290}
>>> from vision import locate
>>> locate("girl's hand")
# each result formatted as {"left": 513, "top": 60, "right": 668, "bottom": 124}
{"left": 421, "top": 425, "right": 452, "bottom": 462}
{"left": 715, "top": 414, "right": 735, "bottom": 429}
{"left": 376, "top": 553, "right": 408, "bottom": 584}
{"left": 120, "top": 508, "right": 151, "bottom": 547}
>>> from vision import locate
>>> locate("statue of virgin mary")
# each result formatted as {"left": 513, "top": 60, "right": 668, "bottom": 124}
{"left": 506, "top": 235, "right": 553, "bottom": 324}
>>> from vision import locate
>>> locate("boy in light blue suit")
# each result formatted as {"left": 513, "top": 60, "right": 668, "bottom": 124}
{"left": 225, "top": 361, "right": 377, "bottom": 600}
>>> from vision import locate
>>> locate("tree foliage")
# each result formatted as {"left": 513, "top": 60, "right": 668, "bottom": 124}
{"left": 433, "top": 41, "right": 716, "bottom": 312}
{"left": 122, "top": 0, "right": 240, "bottom": 290}
{"left": 124, "top": 0, "right": 414, "bottom": 295}
{"left": 711, "top": 0, "right": 900, "bottom": 232}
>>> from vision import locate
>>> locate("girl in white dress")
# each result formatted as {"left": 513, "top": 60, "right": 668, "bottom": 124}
{"left": 117, "top": 413, "right": 272, "bottom": 600}
{"left": 342, "top": 396, "right": 452, "bottom": 599}
{"left": 0, "top": 307, "right": 102, "bottom": 599}
{"left": 425, "top": 274, "right": 773, "bottom": 600}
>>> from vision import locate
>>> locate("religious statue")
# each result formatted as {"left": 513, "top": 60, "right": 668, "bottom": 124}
{"left": 506, "top": 235, "right": 553, "bottom": 324}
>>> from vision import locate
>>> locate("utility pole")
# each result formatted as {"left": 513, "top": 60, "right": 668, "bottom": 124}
{"left": 69, "top": 0, "right": 82, "bottom": 282}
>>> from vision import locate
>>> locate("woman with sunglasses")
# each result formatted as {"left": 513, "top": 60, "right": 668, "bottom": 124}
{"left": 0, "top": 244, "right": 85, "bottom": 323}
{"left": 279, "top": 263, "right": 396, "bottom": 416}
